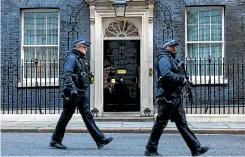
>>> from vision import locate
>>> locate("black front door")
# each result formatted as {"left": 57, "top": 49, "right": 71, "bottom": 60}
{"left": 103, "top": 40, "right": 140, "bottom": 112}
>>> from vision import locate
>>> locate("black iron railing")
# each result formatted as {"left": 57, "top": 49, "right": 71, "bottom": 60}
{"left": 183, "top": 57, "right": 245, "bottom": 114}
{"left": 1, "top": 59, "right": 63, "bottom": 114}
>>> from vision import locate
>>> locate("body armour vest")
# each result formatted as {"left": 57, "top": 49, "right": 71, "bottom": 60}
{"left": 71, "top": 53, "right": 90, "bottom": 90}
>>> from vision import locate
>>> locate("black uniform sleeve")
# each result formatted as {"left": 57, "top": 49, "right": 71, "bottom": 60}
{"left": 158, "top": 56, "right": 185, "bottom": 82}
{"left": 63, "top": 55, "right": 77, "bottom": 91}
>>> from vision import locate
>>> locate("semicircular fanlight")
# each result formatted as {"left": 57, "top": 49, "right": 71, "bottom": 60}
{"left": 104, "top": 20, "right": 140, "bottom": 37}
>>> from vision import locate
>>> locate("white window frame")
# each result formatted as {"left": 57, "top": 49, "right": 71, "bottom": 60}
{"left": 20, "top": 9, "right": 60, "bottom": 87}
{"left": 185, "top": 6, "right": 227, "bottom": 85}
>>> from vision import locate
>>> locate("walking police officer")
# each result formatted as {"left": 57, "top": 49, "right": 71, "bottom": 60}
{"left": 144, "top": 40, "right": 209, "bottom": 156}
{"left": 50, "top": 38, "right": 113, "bottom": 149}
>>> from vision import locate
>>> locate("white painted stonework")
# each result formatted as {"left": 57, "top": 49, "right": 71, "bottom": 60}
{"left": 88, "top": 1, "right": 154, "bottom": 116}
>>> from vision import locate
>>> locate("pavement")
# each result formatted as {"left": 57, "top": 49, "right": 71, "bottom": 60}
{"left": 1, "top": 114, "right": 245, "bottom": 134}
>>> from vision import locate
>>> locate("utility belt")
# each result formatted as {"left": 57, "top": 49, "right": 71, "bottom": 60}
{"left": 154, "top": 95, "right": 174, "bottom": 107}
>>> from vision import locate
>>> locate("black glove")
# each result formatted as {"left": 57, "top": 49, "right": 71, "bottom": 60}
{"left": 70, "top": 89, "right": 78, "bottom": 100}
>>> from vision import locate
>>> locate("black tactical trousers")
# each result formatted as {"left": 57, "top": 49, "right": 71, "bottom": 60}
{"left": 51, "top": 90, "right": 104, "bottom": 143}
{"left": 146, "top": 93, "right": 201, "bottom": 152}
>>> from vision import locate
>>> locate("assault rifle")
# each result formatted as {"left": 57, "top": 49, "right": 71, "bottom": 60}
{"left": 178, "top": 61, "right": 194, "bottom": 105}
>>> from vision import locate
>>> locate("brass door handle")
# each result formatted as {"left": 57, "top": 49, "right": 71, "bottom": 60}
{"left": 149, "top": 68, "right": 153, "bottom": 76}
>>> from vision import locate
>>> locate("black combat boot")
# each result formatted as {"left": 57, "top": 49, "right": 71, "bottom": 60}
{"left": 192, "top": 146, "right": 210, "bottom": 156}
{"left": 144, "top": 150, "right": 163, "bottom": 156}
{"left": 50, "top": 141, "right": 67, "bottom": 149}
{"left": 96, "top": 137, "right": 114, "bottom": 149}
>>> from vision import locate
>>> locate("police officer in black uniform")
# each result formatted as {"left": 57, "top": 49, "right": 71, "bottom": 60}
{"left": 50, "top": 38, "right": 113, "bottom": 149}
{"left": 144, "top": 40, "right": 209, "bottom": 156}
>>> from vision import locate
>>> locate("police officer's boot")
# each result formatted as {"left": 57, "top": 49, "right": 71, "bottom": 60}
{"left": 96, "top": 137, "right": 114, "bottom": 149}
{"left": 192, "top": 146, "right": 210, "bottom": 156}
{"left": 144, "top": 150, "right": 163, "bottom": 156}
{"left": 50, "top": 140, "right": 67, "bottom": 149}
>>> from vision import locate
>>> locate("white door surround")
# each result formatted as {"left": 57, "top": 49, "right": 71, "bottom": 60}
{"left": 88, "top": 2, "right": 154, "bottom": 116}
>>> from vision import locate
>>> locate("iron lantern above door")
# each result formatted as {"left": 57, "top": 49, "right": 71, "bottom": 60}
{"left": 112, "top": 0, "right": 127, "bottom": 18}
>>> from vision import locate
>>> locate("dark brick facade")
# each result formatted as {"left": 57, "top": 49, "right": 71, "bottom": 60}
{"left": 1, "top": 0, "right": 90, "bottom": 113}
{"left": 1, "top": 0, "right": 245, "bottom": 114}
{"left": 1, "top": 0, "right": 90, "bottom": 63}
{"left": 153, "top": 0, "right": 245, "bottom": 114}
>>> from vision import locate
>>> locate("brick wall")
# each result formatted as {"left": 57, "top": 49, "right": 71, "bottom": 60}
{"left": 153, "top": 0, "right": 245, "bottom": 108}
{"left": 1, "top": 0, "right": 90, "bottom": 111}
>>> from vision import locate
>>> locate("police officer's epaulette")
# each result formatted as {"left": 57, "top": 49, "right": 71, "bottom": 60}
{"left": 71, "top": 51, "right": 79, "bottom": 58}
{"left": 157, "top": 54, "right": 171, "bottom": 61}
{"left": 66, "top": 51, "right": 79, "bottom": 60}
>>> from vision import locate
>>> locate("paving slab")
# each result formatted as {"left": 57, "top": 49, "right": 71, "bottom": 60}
{"left": 1, "top": 115, "right": 36, "bottom": 122}
{"left": 96, "top": 122, "right": 122, "bottom": 128}
{"left": 66, "top": 123, "right": 86, "bottom": 128}
{"left": 120, "top": 122, "right": 193, "bottom": 128}
{"left": 223, "top": 122, "right": 245, "bottom": 129}
{"left": 15, "top": 121, "right": 54, "bottom": 127}
{"left": 1, "top": 114, "right": 245, "bottom": 134}
{"left": 1, "top": 122, "right": 22, "bottom": 127}
{"left": 189, "top": 122, "right": 229, "bottom": 129}
{"left": 121, "top": 122, "right": 154, "bottom": 128}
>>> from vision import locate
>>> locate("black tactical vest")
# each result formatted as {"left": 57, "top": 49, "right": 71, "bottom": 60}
{"left": 70, "top": 53, "right": 90, "bottom": 90}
